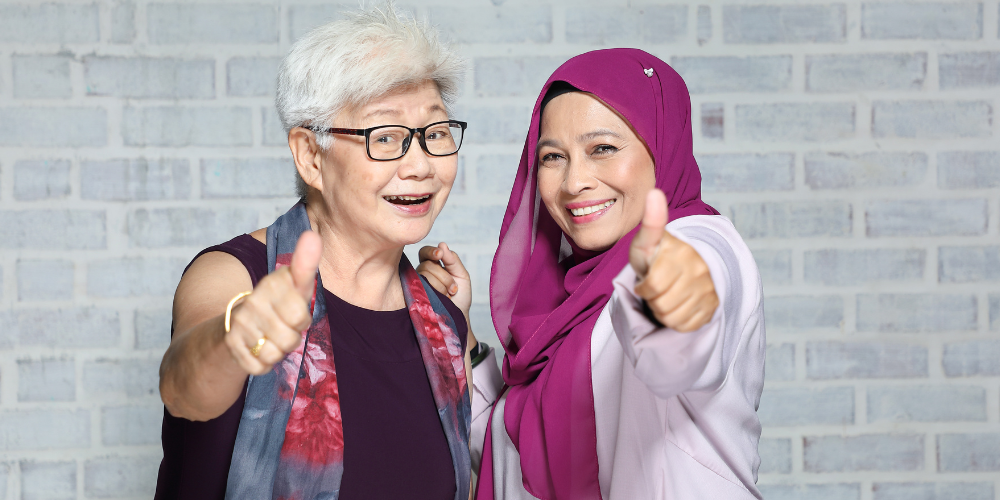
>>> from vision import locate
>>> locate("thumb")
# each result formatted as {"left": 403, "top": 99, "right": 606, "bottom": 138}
{"left": 290, "top": 231, "right": 322, "bottom": 300}
{"left": 437, "top": 242, "right": 469, "bottom": 280}
{"left": 629, "top": 189, "right": 669, "bottom": 278}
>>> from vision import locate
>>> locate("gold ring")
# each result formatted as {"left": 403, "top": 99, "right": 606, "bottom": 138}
{"left": 250, "top": 338, "right": 266, "bottom": 357}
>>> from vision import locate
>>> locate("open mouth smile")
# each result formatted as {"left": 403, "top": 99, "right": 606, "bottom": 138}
{"left": 383, "top": 193, "right": 433, "bottom": 215}
{"left": 568, "top": 199, "right": 615, "bottom": 217}
{"left": 384, "top": 194, "right": 432, "bottom": 205}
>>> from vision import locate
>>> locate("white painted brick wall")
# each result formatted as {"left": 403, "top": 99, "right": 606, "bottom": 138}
{"left": 0, "top": 0, "right": 997, "bottom": 498}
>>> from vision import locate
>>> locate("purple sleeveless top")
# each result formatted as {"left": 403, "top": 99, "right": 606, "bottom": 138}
{"left": 154, "top": 234, "right": 465, "bottom": 500}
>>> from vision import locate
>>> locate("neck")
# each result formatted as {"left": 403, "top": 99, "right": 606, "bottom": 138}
{"left": 306, "top": 202, "right": 406, "bottom": 311}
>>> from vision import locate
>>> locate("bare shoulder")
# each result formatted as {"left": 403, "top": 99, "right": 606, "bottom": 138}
{"left": 172, "top": 250, "right": 254, "bottom": 337}
{"left": 249, "top": 228, "right": 266, "bottom": 244}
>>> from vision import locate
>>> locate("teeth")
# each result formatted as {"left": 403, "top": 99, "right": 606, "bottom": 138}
{"left": 385, "top": 195, "right": 429, "bottom": 202}
{"left": 569, "top": 199, "right": 615, "bottom": 217}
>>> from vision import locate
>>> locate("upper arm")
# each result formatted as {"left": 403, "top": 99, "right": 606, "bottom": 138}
{"left": 172, "top": 251, "right": 255, "bottom": 339}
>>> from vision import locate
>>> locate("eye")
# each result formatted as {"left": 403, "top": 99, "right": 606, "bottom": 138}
{"left": 592, "top": 144, "right": 618, "bottom": 156}
{"left": 374, "top": 134, "right": 397, "bottom": 144}
{"left": 540, "top": 152, "right": 565, "bottom": 165}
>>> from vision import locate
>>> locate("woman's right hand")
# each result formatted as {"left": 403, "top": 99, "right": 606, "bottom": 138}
{"left": 225, "top": 231, "right": 323, "bottom": 376}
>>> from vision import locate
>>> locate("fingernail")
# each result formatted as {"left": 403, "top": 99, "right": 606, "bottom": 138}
{"left": 449, "top": 284, "right": 458, "bottom": 295}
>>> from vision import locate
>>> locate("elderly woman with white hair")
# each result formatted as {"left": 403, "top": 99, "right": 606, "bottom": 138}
{"left": 155, "top": 6, "right": 475, "bottom": 500}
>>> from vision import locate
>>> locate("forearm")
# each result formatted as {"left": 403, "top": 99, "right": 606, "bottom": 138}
{"left": 159, "top": 315, "right": 250, "bottom": 421}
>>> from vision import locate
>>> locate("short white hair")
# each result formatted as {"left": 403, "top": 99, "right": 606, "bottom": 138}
{"left": 275, "top": 3, "right": 465, "bottom": 198}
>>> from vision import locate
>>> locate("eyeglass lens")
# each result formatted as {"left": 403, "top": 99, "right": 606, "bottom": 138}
{"left": 368, "top": 122, "right": 464, "bottom": 160}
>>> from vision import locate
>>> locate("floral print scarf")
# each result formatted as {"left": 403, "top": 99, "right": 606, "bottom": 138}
{"left": 225, "top": 202, "right": 471, "bottom": 500}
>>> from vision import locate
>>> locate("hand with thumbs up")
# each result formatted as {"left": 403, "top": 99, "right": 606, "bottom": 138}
{"left": 225, "top": 231, "right": 323, "bottom": 376}
{"left": 630, "top": 189, "right": 719, "bottom": 332}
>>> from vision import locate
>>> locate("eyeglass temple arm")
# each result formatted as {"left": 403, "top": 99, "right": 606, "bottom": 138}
{"left": 318, "top": 127, "right": 365, "bottom": 136}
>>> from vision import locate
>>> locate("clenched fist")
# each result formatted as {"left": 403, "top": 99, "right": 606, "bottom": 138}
{"left": 630, "top": 189, "right": 719, "bottom": 332}
{"left": 225, "top": 231, "right": 322, "bottom": 375}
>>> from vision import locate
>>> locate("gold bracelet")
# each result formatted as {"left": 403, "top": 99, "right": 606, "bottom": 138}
{"left": 224, "top": 291, "right": 253, "bottom": 333}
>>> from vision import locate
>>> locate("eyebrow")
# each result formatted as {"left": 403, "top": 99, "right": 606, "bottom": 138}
{"left": 537, "top": 129, "right": 623, "bottom": 151}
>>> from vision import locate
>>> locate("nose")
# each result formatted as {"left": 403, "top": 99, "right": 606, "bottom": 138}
{"left": 396, "top": 133, "right": 435, "bottom": 181}
{"left": 562, "top": 157, "right": 596, "bottom": 196}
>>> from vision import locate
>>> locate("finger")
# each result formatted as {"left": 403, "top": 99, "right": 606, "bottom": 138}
{"left": 254, "top": 339, "right": 289, "bottom": 367}
{"left": 225, "top": 315, "right": 268, "bottom": 374}
{"left": 662, "top": 295, "right": 702, "bottom": 331}
{"left": 418, "top": 245, "right": 443, "bottom": 264}
{"left": 629, "top": 189, "right": 669, "bottom": 277}
{"left": 290, "top": 231, "right": 322, "bottom": 300}
{"left": 419, "top": 268, "right": 451, "bottom": 296}
{"left": 437, "top": 242, "right": 470, "bottom": 281}
{"left": 675, "top": 306, "right": 715, "bottom": 333}
{"left": 271, "top": 292, "right": 313, "bottom": 333}
{"left": 644, "top": 285, "right": 694, "bottom": 322}
{"left": 634, "top": 256, "right": 683, "bottom": 300}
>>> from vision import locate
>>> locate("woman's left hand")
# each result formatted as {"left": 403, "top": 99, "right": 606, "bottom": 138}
{"left": 416, "top": 242, "right": 472, "bottom": 322}
{"left": 629, "top": 189, "right": 719, "bottom": 332}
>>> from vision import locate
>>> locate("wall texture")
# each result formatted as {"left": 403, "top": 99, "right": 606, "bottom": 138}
{"left": 0, "top": 0, "right": 997, "bottom": 498}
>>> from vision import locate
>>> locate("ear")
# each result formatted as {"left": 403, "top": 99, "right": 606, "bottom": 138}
{"left": 288, "top": 127, "right": 324, "bottom": 193}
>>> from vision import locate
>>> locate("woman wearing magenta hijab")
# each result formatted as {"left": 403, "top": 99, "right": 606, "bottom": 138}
{"left": 420, "top": 48, "right": 765, "bottom": 499}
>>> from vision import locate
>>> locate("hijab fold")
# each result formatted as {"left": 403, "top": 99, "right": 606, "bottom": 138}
{"left": 478, "top": 48, "right": 718, "bottom": 500}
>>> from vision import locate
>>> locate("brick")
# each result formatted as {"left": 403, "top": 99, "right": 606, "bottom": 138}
{"left": 148, "top": 3, "right": 278, "bottom": 44}
{"left": 723, "top": 5, "right": 846, "bottom": 44}
{"left": 424, "top": 205, "right": 506, "bottom": 245}
{"left": 730, "top": 201, "right": 852, "bottom": 238}
{"left": 474, "top": 57, "right": 567, "bottom": 98}
{"left": 765, "top": 343, "right": 795, "bottom": 381}
{"left": 735, "top": 103, "right": 855, "bottom": 141}
{"left": 12, "top": 55, "right": 72, "bottom": 99}
{"left": 940, "top": 52, "right": 1000, "bottom": 88}
{"left": 17, "top": 259, "right": 74, "bottom": 301}
{"left": 873, "top": 482, "right": 994, "bottom": 500}
{"left": 81, "top": 158, "right": 191, "bottom": 201}
{"left": 758, "top": 484, "right": 860, "bottom": 500}
{"left": 566, "top": 6, "right": 687, "bottom": 44}
{"left": 0, "top": 308, "right": 119, "bottom": 349}
{"left": 0, "top": 4, "right": 99, "bottom": 43}
{"left": 807, "top": 53, "right": 926, "bottom": 92}
{"left": 697, "top": 153, "right": 794, "bottom": 192}
{"left": 85, "top": 56, "right": 214, "bottom": 99}
{"left": 943, "top": 340, "right": 1000, "bottom": 377}
{"left": 127, "top": 208, "right": 259, "bottom": 248}
{"left": 758, "top": 438, "right": 791, "bottom": 474}
{"left": 805, "top": 249, "right": 924, "bottom": 286}
{"left": 868, "top": 385, "right": 986, "bottom": 423}
{"left": 476, "top": 154, "right": 520, "bottom": 195}
{"left": 461, "top": 106, "right": 533, "bottom": 145}
{"left": 938, "top": 433, "right": 1000, "bottom": 471}
{"left": 805, "top": 434, "right": 924, "bottom": 472}
{"left": 102, "top": 406, "right": 161, "bottom": 446}
{"left": 20, "top": 461, "right": 75, "bottom": 500}
{"left": 808, "top": 341, "right": 928, "bottom": 379}
{"left": 938, "top": 151, "right": 1000, "bottom": 189}
{"left": 84, "top": 456, "right": 159, "bottom": 498}
{"left": 992, "top": 294, "right": 999, "bottom": 331}
{"left": 0, "top": 210, "right": 106, "bottom": 250}
{"left": 18, "top": 358, "right": 75, "bottom": 402}
{"left": 430, "top": 6, "right": 551, "bottom": 43}
{"left": 111, "top": 1, "right": 135, "bottom": 44}
{"left": 872, "top": 101, "right": 992, "bottom": 139}
{"left": 752, "top": 249, "right": 792, "bottom": 285}
{"left": 940, "top": 246, "right": 1000, "bottom": 282}
{"left": 82, "top": 358, "right": 159, "bottom": 401}
{"left": 700, "top": 102, "right": 723, "bottom": 140}
{"left": 263, "top": 107, "right": 287, "bottom": 146}
{"left": 288, "top": 5, "right": 347, "bottom": 42}
{"left": 673, "top": 56, "right": 791, "bottom": 93}
{"left": 227, "top": 57, "right": 281, "bottom": 97}
{"left": 862, "top": 2, "right": 982, "bottom": 40}
{"left": 87, "top": 257, "right": 186, "bottom": 298}
{"left": 765, "top": 295, "right": 843, "bottom": 330}
{"left": 0, "top": 107, "right": 106, "bottom": 147}
{"left": 0, "top": 410, "right": 89, "bottom": 450}
{"left": 697, "top": 5, "right": 711, "bottom": 45}
{"left": 122, "top": 106, "right": 253, "bottom": 147}
{"left": 865, "top": 199, "right": 987, "bottom": 237}
{"left": 758, "top": 386, "right": 854, "bottom": 426}
{"left": 201, "top": 158, "right": 297, "bottom": 198}
{"left": 135, "top": 309, "right": 171, "bottom": 350}
{"left": 14, "top": 159, "right": 71, "bottom": 201}
{"left": 805, "top": 152, "right": 927, "bottom": 190}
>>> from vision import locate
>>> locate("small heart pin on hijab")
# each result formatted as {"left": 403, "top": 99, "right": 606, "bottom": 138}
{"left": 643, "top": 68, "right": 654, "bottom": 77}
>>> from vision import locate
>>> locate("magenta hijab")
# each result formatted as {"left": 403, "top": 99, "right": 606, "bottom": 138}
{"left": 478, "top": 49, "right": 718, "bottom": 499}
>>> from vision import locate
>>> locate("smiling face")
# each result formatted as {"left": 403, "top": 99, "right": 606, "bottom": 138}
{"left": 316, "top": 80, "right": 458, "bottom": 249}
{"left": 537, "top": 91, "right": 656, "bottom": 253}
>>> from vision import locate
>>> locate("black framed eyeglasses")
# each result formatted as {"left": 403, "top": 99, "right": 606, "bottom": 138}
{"left": 311, "top": 120, "right": 467, "bottom": 162}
